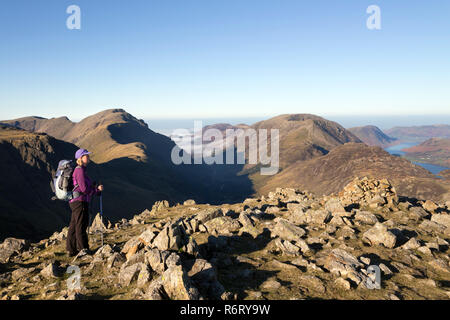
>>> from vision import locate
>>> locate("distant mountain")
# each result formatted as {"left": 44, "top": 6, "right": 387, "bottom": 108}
{"left": 439, "top": 169, "right": 450, "bottom": 180}
{"left": 2, "top": 110, "right": 255, "bottom": 237}
{"left": 0, "top": 125, "right": 78, "bottom": 241}
{"left": 348, "top": 125, "right": 398, "bottom": 148}
{"left": 402, "top": 138, "right": 450, "bottom": 167}
{"left": 259, "top": 142, "right": 450, "bottom": 202}
{"left": 385, "top": 124, "right": 450, "bottom": 142}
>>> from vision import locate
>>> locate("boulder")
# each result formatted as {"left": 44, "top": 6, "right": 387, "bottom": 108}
{"left": 203, "top": 217, "right": 241, "bottom": 235}
{"left": 423, "top": 200, "right": 439, "bottom": 213}
{"left": 145, "top": 249, "right": 181, "bottom": 274}
{"left": 40, "top": 262, "right": 63, "bottom": 279}
{"left": 362, "top": 223, "right": 397, "bottom": 248}
{"left": 271, "top": 218, "right": 306, "bottom": 241}
{"left": 0, "top": 238, "right": 29, "bottom": 263}
{"left": 194, "top": 208, "right": 223, "bottom": 224}
{"left": 119, "top": 263, "right": 146, "bottom": 287}
{"left": 90, "top": 213, "right": 110, "bottom": 233}
{"left": 320, "top": 249, "right": 365, "bottom": 284}
{"left": 161, "top": 265, "right": 201, "bottom": 300}
{"left": 354, "top": 211, "right": 379, "bottom": 225}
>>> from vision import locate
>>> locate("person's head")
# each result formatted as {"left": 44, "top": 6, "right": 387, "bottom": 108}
{"left": 75, "top": 149, "right": 91, "bottom": 167}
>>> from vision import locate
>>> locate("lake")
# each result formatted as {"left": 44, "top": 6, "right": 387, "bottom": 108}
{"left": 384, "top": 142, "right": 449, "bottom": 176}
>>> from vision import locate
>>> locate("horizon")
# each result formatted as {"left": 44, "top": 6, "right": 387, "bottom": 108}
{"left": 3, "top": 109, "right": 450, "bottom": 132}
{"left": 1, "top": 1, "right": 450, "bottom": 119}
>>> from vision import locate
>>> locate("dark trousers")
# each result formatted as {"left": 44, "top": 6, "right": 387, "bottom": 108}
{"left": 67, "top": 201, "right": 90, "bottom": 254}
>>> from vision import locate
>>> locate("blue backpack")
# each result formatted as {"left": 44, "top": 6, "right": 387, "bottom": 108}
{"left": 50, "top": 160, "right": 82, "bottom": 201}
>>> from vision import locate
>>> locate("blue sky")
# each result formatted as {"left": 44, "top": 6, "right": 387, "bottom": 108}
{"left": 1, "top": 0, "right": 449, "bottom": 121}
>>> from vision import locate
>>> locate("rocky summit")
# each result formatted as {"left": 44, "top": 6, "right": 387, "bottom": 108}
{"left": 1, "top": 177, "right": 450, "bottom": 300}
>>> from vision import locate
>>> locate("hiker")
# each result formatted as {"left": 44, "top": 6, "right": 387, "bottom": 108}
{"left": 66, "top": 148, "right": 104, "bottom": 257}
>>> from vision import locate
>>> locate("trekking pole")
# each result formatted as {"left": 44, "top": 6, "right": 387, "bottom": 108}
{"left": 100, "top": 193, "right": 104, "bottom": 247}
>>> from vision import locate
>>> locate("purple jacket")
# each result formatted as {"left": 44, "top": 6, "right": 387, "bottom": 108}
{"left": 69, "top": 166, "right": 101, "bottom": 203}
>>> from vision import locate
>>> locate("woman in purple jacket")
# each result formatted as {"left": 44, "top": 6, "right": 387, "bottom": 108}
{"left": 67, "top": 148, "right": 104, "bottom": 256}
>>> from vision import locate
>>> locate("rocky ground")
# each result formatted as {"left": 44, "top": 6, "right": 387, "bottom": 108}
{"left": 1, "top": 177, "right": 450, "bottom": 300}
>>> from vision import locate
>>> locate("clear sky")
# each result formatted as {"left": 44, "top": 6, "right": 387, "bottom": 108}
{"left": 1, "top": 0, "right": 449, "bottom": 121}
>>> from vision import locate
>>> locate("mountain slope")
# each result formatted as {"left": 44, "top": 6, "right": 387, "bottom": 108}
{"left": 3, "top": 110, "right": 255, "bottom": 224}
{"left": 401, "top": 138, "right": 450, "bottom": 167}
{"left": 0, "top": 125, "right": 78, "bottom": 241}
{"left": 348, "top": 125, "right": 398, "bottom": 148}
{"left": 260, "top": 142, "right": 450, "bottom": 202}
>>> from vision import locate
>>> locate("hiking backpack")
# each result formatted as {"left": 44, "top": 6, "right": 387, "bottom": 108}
{"left": 50, "top": 160, "right": 81, "bottom": 201}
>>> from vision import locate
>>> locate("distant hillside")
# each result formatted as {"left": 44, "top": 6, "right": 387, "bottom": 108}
{"left": 439, "top": 169, "right": 450, "bottom": 179}
{"left": 259, "top": 142, "right": 450, "bottom": 202}
{"left": 0, "top": 126, "right": 78, "bottom": 241}
{"left": 3, "top": 110, "right": 255, "bottom": 230}
{"left": 402, "top": 138, "right": 450, "bottom": 167}
{"left": 385, "top": 124, "right": 450, "bottom": 142}
{"left": 348, "top": 125, "right": 398, "bottom": 148}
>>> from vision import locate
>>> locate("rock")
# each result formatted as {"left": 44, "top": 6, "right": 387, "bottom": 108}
{"left": 261, "top": 279, "right": 281, "bottom": 291}
{"left": 362, "top": 223, "right": 397, "bottom": 248}
{"left": 161, "top": 265, "right": 201, "bottom": 300}
{"left": 379, "top": 263, "right": 393, "bottom": 276}
{"left": 290, "top": 209, "right": 331, "bottom": 225}
{"left": 325, "top": 198, "right": 346, "bottom": 213}
{"left": 121, "top": 237, "right": 143, "bottom": 260}
{"left": 274, "top": 238, "right": 301, "bottom": 256}
{"left": 146, "top": 278, "right": 169, "bottom": 300}
{"left": 334, "top": 277, "right": 351, "bottom": 290}
{"left": 152, "top": 219, "right": 193, "bottom": 252}
{"left": 119, "top": 263, "right": 146, "bottom": 286}
{"left": 90, "top": 213, "right": 110, "bottom": 233}
{"left": 271, "top": 218, "right": 306, "bottom": 241}
{"left": 203, "top": 217, "right": 241, "bottom": 235}
{"left": 145, "top": 249, "right": 181, "bottom": 274}
{"left": 40, "top": 262, "right": 63, "bottom": 278}
{"left": 291, "top": 256, "right": 309, "bottom": 267}
{"left": 137, "top": 265, "right": 152, "bottom": 288}
{"left": 401, "top": 237, "right": 421, "bottom": 250}
{"left": 423, "top": 200, "right": 439, "bottom": 213}
{"left": 138, "top": 229, "right": 157, "bottom": 246}
{"left": 195, "top": 208, "right": 223, "bottom": 224}
{"left": 49, "top": 228, "right": 68, "bottom": 242}
{"left": 339, "top": 177, "right": 398, "bottom": 208}
{"left": 354, "top": 211, "right": 379, "bottom": 225}
{"left": 150, "top": 200, "right": 170, "bottom": 214}
{"left": 320, "top": 249, "right": 365, "bottom": 284}
{"left": 184, "top": 258, "right": 225, "bottom": 299}
{"left": 183, "top": 199, "right": 196, "bottom": 205}
{"left": 419, "top": 220, "right": 447, "bottom": 234}
{"left": 409, "top": 206, "right": 430, "bottom": 219}
{"left": 12, "top": 267, "right": 36, "bottom": 281}
{"left": 427, "top": 259, "right": 450, "bottom": 274}
{"left": 105, "top": 252, "right": 126, "bottom": 270}
{"left": 431, "top": 214, "right": 450, "bottom": 234}
{"left": 298, "top": 275, "right": 326, "bottom": 294}
{"left": 0, "top": 238, "right": 29, "bottom": 263}
{"left": 329, "top": 216, "right": 346, "bottom": 226}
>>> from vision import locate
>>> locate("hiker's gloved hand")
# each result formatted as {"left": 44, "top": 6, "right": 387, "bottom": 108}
{"left": 97, "top": 185, "right": 104, "bottom": 192}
